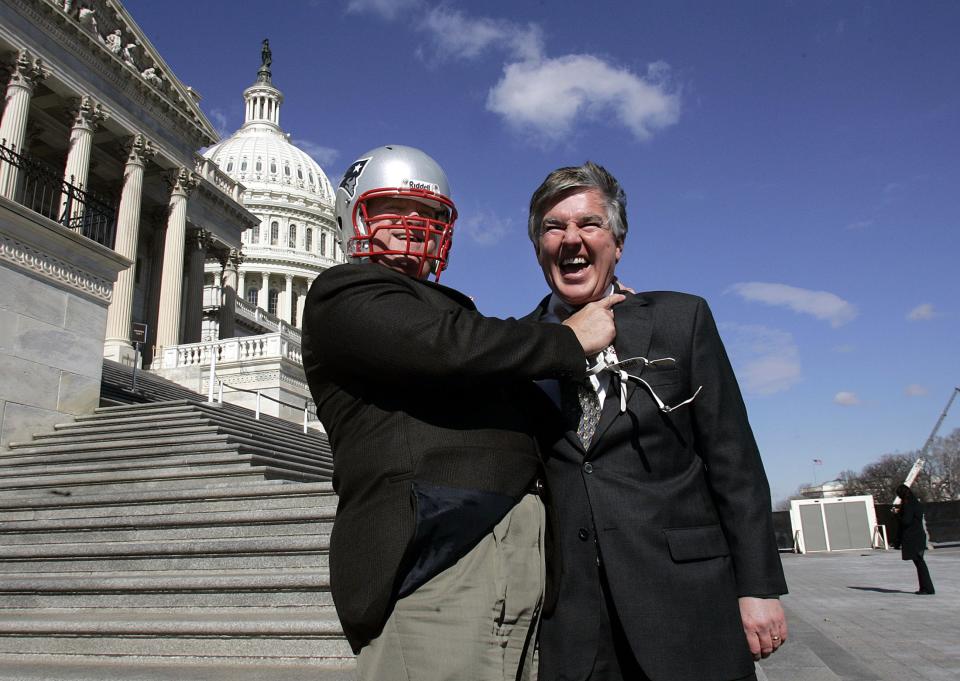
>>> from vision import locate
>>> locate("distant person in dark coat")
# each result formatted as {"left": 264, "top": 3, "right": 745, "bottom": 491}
{"left": 895, "top": 484, "right": 935, "bottom": 595}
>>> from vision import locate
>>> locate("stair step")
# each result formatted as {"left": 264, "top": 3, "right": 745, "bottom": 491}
{"left": 0, "top": 481, "right": 335, "bottom": 515}
{"left": 0, "top": 506, "right": 335, "bottom": 535}
{"left": 0, "top": 607, "right": 345, "bottom": 635}
{"left": 0, "top": 654, "right": 355, "bottom": 681}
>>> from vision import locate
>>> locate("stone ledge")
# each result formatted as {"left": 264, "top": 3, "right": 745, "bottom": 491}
{"left": 0, "top": 197, "right": 130, "bottom": 305}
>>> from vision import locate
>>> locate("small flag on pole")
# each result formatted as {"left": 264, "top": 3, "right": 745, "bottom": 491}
{"left": 813, "top": 459, "right": 823, "bottom": 465}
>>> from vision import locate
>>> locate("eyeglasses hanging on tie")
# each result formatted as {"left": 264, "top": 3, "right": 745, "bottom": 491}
{"left": 585, "top": 355, "right": 703, "bottom": 414}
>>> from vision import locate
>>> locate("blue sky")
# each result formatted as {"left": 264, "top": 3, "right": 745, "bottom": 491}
{"left": 125, "top": 0, "right": 960, "bottom": 502}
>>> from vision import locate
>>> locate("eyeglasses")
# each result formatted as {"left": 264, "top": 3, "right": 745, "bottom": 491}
{"left": 591, "top": 355, "right": 703, "bottom": 414}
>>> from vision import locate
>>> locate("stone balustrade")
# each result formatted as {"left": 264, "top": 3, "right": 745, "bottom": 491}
{"left": 194, "top": 154, "right": 245, "bottom": 202}
{"left": 158, "top": 329, "right": 302, "bottom": 370}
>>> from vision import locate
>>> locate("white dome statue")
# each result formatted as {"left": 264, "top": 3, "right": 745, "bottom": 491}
{"left": 202, "top": 41, "right": 343, "bottom": 334}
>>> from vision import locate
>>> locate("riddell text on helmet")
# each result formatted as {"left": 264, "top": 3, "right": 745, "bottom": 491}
{"left": 402, "top": 178, "right": 440, "bottom": 194}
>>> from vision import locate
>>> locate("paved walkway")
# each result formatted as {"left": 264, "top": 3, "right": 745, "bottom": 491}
{"left": 757, "top": 545, "right": 959, "bottom": 681}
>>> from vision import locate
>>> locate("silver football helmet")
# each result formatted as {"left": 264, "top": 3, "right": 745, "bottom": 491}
{"left": 335, "top": 145, "right": 457, "bottom": 281}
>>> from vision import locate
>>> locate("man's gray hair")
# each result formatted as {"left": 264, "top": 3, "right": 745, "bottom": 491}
{"left": 527, "top": 161, "right": 628, "bottom": 244}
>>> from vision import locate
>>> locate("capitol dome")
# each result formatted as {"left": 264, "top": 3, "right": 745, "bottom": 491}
{"left": 201, "top": 44, "right": 344, "bottom": 335}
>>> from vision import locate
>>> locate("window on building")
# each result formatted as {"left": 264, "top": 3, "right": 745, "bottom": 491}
{"left": 289, "top": 224, "right": 297, "bottom": 248}
{"left": 305, "top": 228, "right": 312, "bottom": 251}
{"left": 284, "top": 163, "right": 290, "bottom": 176}
{"left": 320, "top": 232, "right": 326, "bottom": 256}
{"left": 240, "top": 158, "right": 248, "bottom": 171}
{"left": 297, "top": 167, "right": 303, "bottom": 180}
{"left": 291, "top": 292, "right": 299, "bottom": 327}
{"left": 256, "top": 158, "right": 263, "bottom": 172}
{"left": 252, "top": 224, "right": 260, "bottom": 243}
{"left": 270, "top": 160, "right": 277, "bottom": 174}
{"left": 246, "top": 287, "right": 258, "bottom": 305}
{"left": 270, "top": 221, "right": 279, "bottom": 245}
{"left": 268, "top": 289, "right": 279, "bottom": 316}
{"left": 226, "top": 160, "right": 233, "bottom": 172}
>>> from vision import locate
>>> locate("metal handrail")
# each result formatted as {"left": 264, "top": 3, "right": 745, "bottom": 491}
{"left": 216, "top": 379, "right": 318, "bottom": 434}
{"left": 0, "top": 140, "right": 118, "bottom": 248}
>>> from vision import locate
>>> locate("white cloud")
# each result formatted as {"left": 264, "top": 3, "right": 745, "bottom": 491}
{"left": 834, "top": 391, "right": 860, "bottom": 406}
{"left": 346, "top": 3, "right": 680, "bottom": 143}
{"left": 421, "top": 7, "right": 543, "bottom": 61}
{"left": 905, "top": 384, "right": 928, "bottom": 397}
{"left": 208, "top": 108, "right": 230, "bottom": 138}
{"left": 728, "top": 282, "right": 857, "bottom": 327}
{"left": 845, "top": 219, "right": 873, "bottom": 231}
{"left": 345, "top": 0, "right": 419, "bottom": 20}
{"left": 457, "top": 208, "right": 512, "bottom": 246}
{"left": 719, "top": 324, "right": 801, "bottom": 396}
{"left": 291, "top": 140, "right": 339, "bottom": 168}
{"left": 907, "top": 303, "right": 935, "bottom": 321}
{"left": 487, "top": 56, "right": 680, "bottom": 142}
{"left": 832, "top": 344, "right": 856, "bottom": 353}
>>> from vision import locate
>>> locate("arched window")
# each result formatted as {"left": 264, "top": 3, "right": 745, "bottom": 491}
{"left": 284, "top": 163, "right": 291, "bottom": 176}
{"left": 320, "top": 232, "right": 327, "bottom": 256}
{"left": 252, "top": 223, "right": 260, "bottom": 243}
{"left": 308, "top": 171, "right": 314, "bottom": 184}
{"left": 288, "top": 223, "right": 297, "bottom": 248}
{"left": 226, "top": 160, "right": 234, "bottom": 172}
{"left": 240, "top": 158, "right": 248, "bottom": 171}
{"left": 297, "top": 167, "right": 303, "bottom": 180}
{"left": 268, "top": 289, "right": 279, "bottom": 316}
{"left": 270, "top": 160, "right": 277, "bottom": 174}
{"left": 305, "top": 228, "right": 312, "bottom": 251}
{"left": 255, "top": 158, "right": 263, "bottom": 172}
{"left": 246, "top": 287, "right": 258, "bottom": 305}
{"left": 270, "top": 221, "right": 279, "bottom": 245}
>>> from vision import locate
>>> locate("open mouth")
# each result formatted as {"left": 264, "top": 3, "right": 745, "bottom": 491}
{"left": 559, "top": 256, "right": 590, "bottom": 276}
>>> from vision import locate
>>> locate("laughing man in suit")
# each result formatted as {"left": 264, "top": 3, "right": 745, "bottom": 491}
{"left": 525, "top": 162, "right": 788, "bottom": 681}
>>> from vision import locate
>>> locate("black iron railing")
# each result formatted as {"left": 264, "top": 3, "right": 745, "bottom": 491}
{"left": 0, "top": 140, "right": 118, "bottom": 248}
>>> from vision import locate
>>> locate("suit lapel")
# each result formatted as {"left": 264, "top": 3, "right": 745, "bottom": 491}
{"left": 587, "top": 293, "right": 653, "bottom": 453}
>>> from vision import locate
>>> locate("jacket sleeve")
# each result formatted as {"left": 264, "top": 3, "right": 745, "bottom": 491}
{"left": 687, "top": 298, "right": 787, "bottom": 597}
{"left": 303, "top": 266, "right": 585, "bottom": 388}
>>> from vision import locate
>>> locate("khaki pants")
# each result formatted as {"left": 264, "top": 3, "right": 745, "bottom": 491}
{"left": 357, "top": 494, "right": 545, "bottom": 681}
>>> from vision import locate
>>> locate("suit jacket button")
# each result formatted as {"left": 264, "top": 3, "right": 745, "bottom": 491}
{"left": 578, "top": 528, "right": 590, "bottom": 541}
{"left": 583, "top": 462, "right": 593, "bottom": 474}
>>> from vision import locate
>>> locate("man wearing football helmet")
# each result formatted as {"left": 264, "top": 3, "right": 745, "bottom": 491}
{"left": 301, "top": 145, "right": 622, "bottom": 680}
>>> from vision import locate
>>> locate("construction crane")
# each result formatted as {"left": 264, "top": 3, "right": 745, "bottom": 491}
{"left": 892, "top": 386, "right": 960, "bottom": 505}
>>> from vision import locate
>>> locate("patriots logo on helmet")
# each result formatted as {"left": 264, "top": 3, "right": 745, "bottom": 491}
{"left": 339, "top": 158, "right": 370, "bottom": 199}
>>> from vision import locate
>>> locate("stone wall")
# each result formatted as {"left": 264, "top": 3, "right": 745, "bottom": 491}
{"left": 0, "top": 197, "right": 128, "bottom": 449}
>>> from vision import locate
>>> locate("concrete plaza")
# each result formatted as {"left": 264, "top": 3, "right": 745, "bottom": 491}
{"left": 758, "top": 545, "right": 959, "bottom": 681}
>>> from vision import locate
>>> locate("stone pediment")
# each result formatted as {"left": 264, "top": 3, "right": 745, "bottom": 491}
{"left": 21, "top": 0, "right": 219, "bottom": 148}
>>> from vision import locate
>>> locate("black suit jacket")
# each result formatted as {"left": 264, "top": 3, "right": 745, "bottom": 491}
{"left": 301, "top": 264, "right": 584, "bottom": 652}
{"left": 529, "top": 290, "right": 787, "bottom": 681}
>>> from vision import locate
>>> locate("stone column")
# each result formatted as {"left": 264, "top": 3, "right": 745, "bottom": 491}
{"left": 219, "top": 249, "right": 241, "bottom": 339}
{"left": 0, "top": 50, "right": 47, "bottom": 199}
{"left": 237, "top": 270, "right": 246, "bottom": 302}
{"left": 155, "top": 168, "right": 198, "bottom": 352}
{"left": 104, "top": 135, "right": 156, "bottom": 363}
{"left": 282, "top": 273, "right": 294, "bottom": 324}
{"left": 259, "top": 272, "right": 270, "bottom": 313}
{"left": 295, "top": 282, "right": 308, "bottom": 328}
{"left": 61, "top": 97, "right": 107, "bottom": 224}
{"left": 183, "top": 229, "right": 211, "bottom": 344}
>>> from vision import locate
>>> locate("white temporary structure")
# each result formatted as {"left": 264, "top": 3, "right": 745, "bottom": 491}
{"left": 789, "top": 495, "right": 885, "bottom": 554}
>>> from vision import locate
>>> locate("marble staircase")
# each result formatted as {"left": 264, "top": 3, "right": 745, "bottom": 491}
{"left": 0, "top": 394, "right": 355, "bottom": 679}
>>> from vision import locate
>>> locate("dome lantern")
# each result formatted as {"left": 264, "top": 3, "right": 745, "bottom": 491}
{"left": 242, "top": 39, "right": 283, "bottom": 129}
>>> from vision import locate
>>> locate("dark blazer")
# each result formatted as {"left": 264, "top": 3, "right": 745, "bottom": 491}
{"left": 301, "top": 264, "right": 584, "bottom": 652}
{"left": 898, "top": 497, "right": 927, "bottom": 560}
{"left": 528, "top": 290, "right": 787, "bottom": 681}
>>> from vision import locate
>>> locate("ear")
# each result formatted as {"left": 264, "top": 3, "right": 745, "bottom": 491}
{"left": 615, "top": 239, "right": 624, "bottom": 262}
